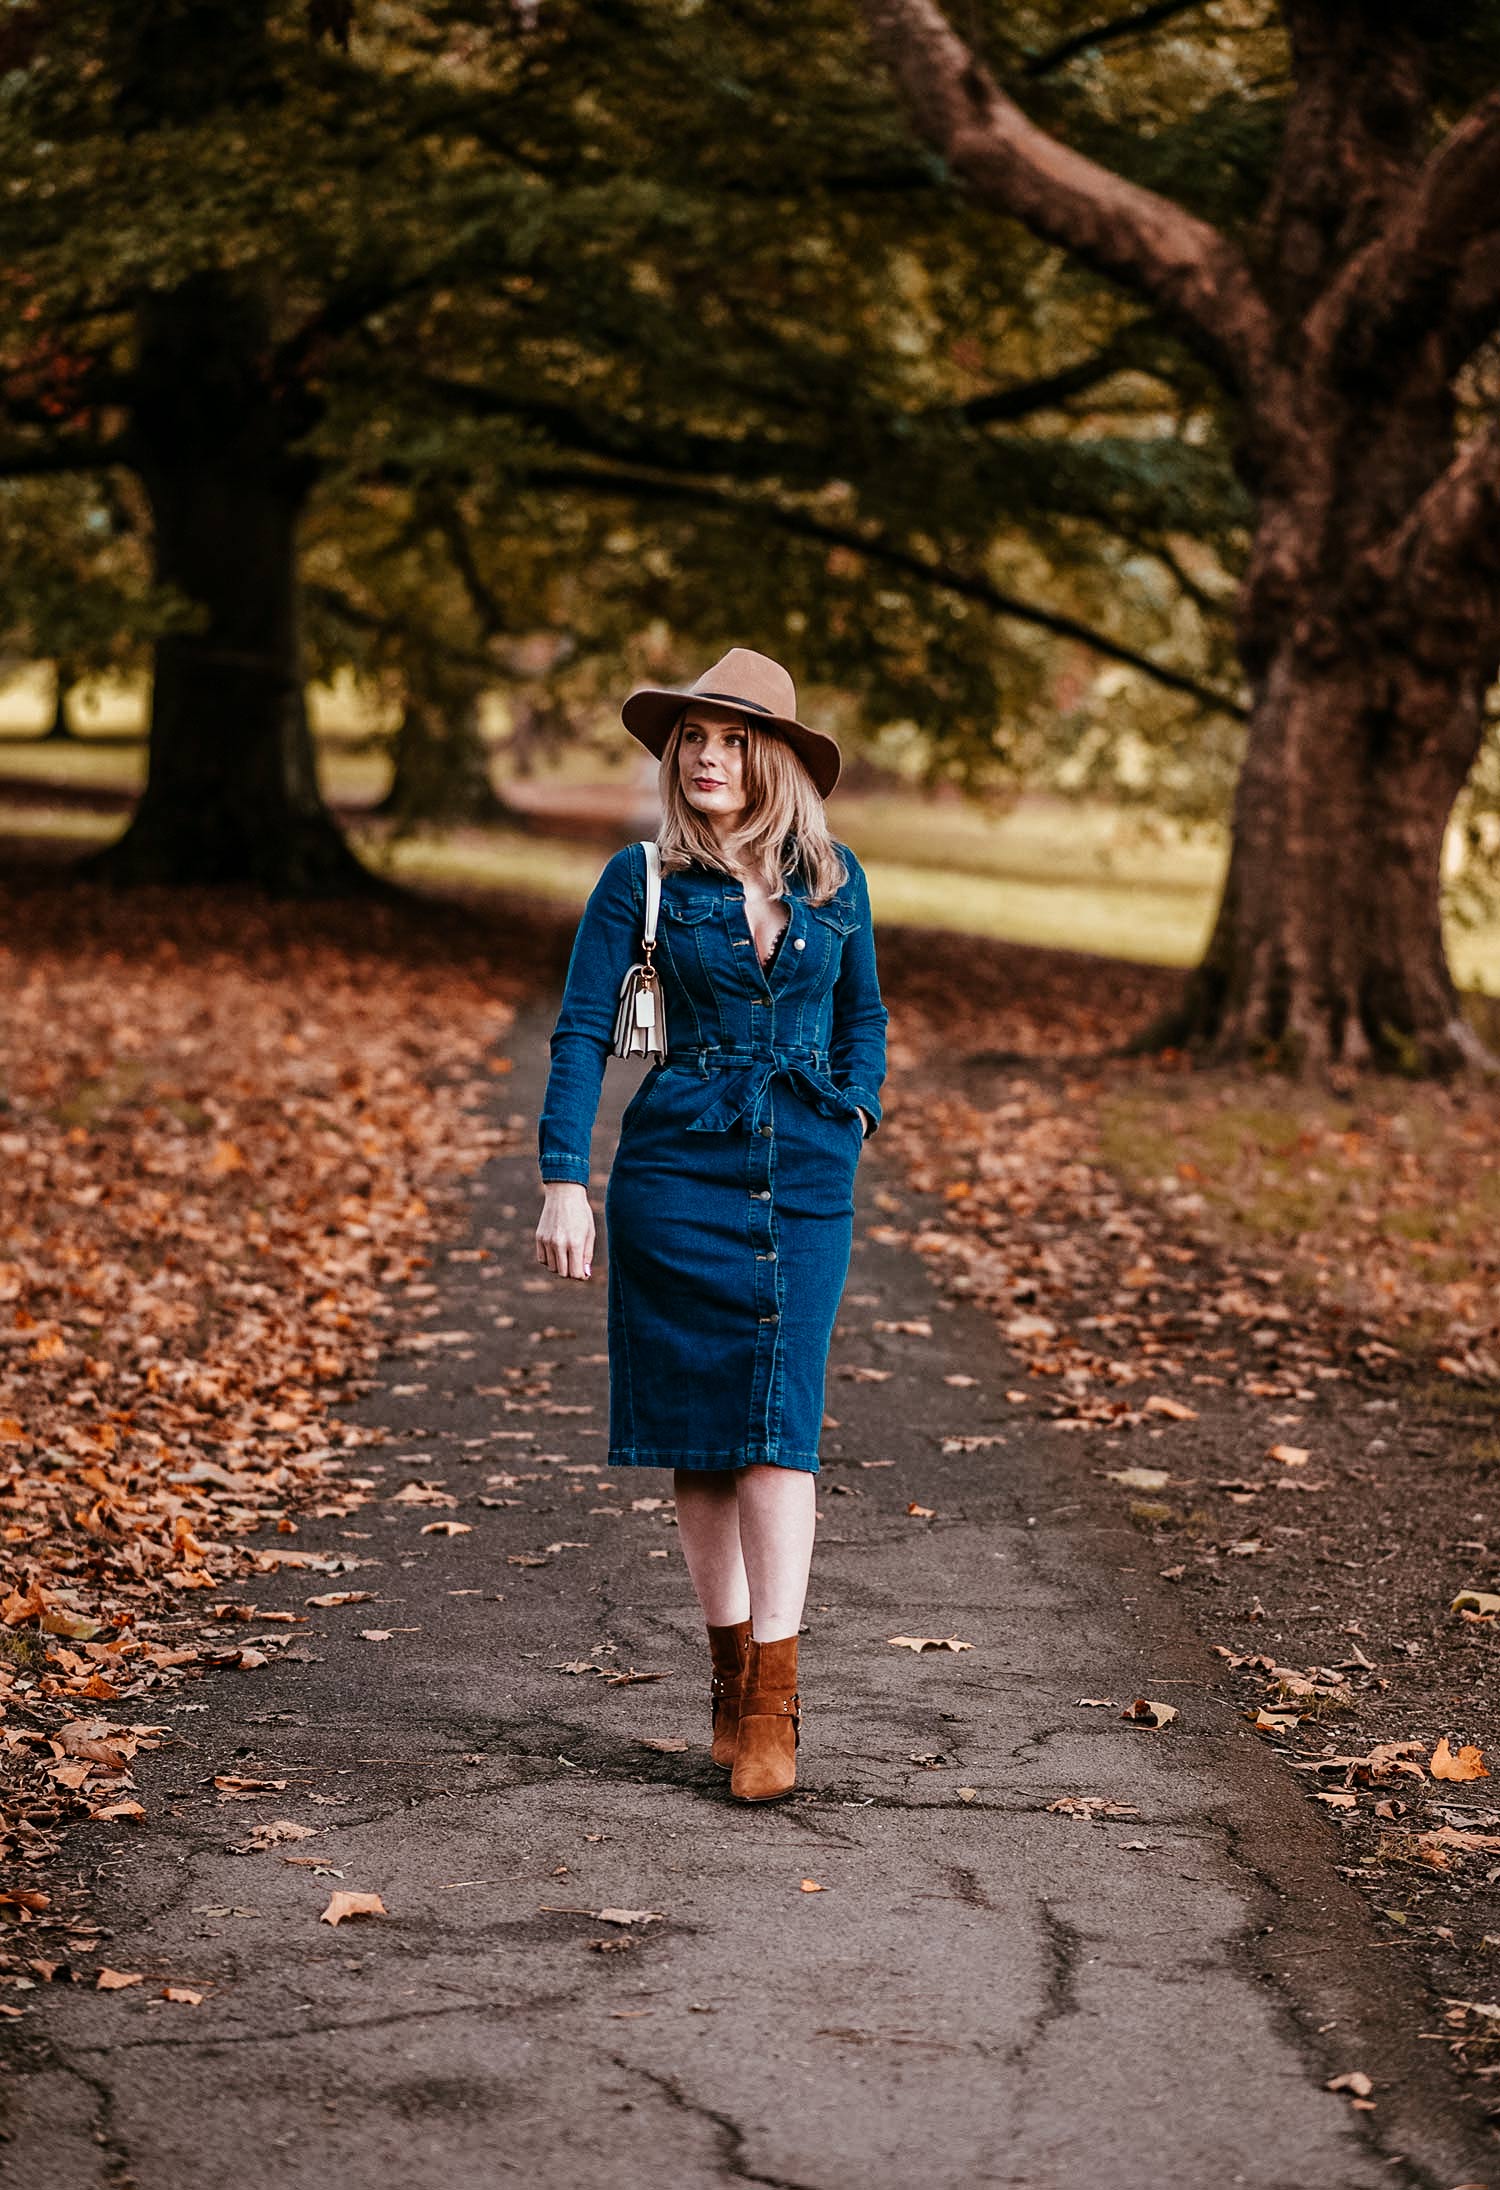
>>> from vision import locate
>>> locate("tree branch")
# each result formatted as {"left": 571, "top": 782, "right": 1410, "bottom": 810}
{"left": 0, "top": 437, "right": 128, "bottom": 479}
{"left": 956, "top": 319, "right": 1172, "bottom": 423}
{"left": 1371, "top": 417, "right": 1500, "bottom": 617}
{"left": 1025, "top": 0, "right": 1209, "bottom": 80}
{"left": 1320, "top": 86, "right": 1500, "bottom": 369}
{"left": 511, "top": 459, "right": 1245, "bottom": 717}
{"left": 856, "top": 0, "right": 1274, "bottom": 396}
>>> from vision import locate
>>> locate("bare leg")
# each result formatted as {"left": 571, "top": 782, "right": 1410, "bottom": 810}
{"left": 672, "top": 1468, "right": 750, "bottom": 1626}
{"left": 735, "top": 1464, "right": 817, "bottom": 1642}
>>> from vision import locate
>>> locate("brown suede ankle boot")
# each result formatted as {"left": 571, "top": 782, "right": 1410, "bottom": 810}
{"left": 730, "top": 1635, "right": 800, "bottom": 1802}
{"left": 707, "top": 1619, "right": 752, "bottom": 1770}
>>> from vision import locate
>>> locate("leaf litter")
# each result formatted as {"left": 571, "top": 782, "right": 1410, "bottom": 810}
{"left": 0, "top": 888, "right": 514, "bottom": 1983}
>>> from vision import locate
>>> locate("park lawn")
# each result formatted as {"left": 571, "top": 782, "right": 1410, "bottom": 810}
{"left": 0, "top": 668, "right": 1496, "bottom": 988}
{"left": 1095, "top": 1079, "right": 1500, "bottom": 1371}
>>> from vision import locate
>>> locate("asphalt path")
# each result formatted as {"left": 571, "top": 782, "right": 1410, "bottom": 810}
{"left": 3, "top": 1008, "right": 1488, "bottom": 2190}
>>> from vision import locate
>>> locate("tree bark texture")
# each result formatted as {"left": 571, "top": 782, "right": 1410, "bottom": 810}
{"left": 377, "top": 665, "right": 506, "bottom": 831}
{"left": 94, "top": 274, "right": 365, "bottom": 894}
{"left": 860, "top": 0, "right": 1500, "bottom": 1075}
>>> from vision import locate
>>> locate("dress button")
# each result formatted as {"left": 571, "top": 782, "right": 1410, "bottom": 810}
{"left": 793, "top": 938, "right": 805, "bottom": 951}
{"left": 759, "top": 1124, "right": 773, "bottom": 1138}
{"left": 754, "top": 1189, "right": 771, "bottom": 1201}
{"left": 759, "top": 1313, "right": 779, "bottom": 1324}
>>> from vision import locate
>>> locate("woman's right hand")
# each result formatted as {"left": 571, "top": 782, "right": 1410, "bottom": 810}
{"left": 535, "top": 1182, "right": 595, "bottom": 1280}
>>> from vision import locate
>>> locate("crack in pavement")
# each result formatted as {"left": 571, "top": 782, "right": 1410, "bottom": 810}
{"left": 1010, "top": 1899, "right": 1082, "bottom": 2084}
{"left": 611, "top": 2058, "right": 828, "bottom": 2190}
{"left": 64, "top": 1988, "right": 580, "bottom": 2057}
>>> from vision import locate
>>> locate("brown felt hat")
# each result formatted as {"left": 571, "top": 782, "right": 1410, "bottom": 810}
{"left": 621, "top": 647, "right": 841, "bottom": 798}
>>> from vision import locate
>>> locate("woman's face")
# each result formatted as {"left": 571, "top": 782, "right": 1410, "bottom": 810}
{"left": 677, "top": 705, "right": 749, "bottom": 827}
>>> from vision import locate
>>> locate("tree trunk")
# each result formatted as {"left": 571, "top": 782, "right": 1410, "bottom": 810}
{"left": 43, "top": 662, "right": 77, "bottom": 741}
{"left": 858, "top": 0, "right": 1500, "bottom": 1080}
{"left": 91, "top": 274, "right": 367, "bottom": 893}
{"left": 376, "top": 667, "right": 509, "bottom": 831}
{"left": 1154, "top": 633, "right": 1492, "bottom": 1074}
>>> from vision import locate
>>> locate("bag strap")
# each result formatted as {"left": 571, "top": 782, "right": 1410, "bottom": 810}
{"left": 640, "top": 840, "right": 661, "bottom": 946}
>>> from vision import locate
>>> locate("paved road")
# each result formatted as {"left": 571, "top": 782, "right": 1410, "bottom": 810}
{"left": 3, "top": 1011, "right": 1486, "bottom": 2190}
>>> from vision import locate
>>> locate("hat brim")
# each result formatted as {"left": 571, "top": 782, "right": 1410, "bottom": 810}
{"left": 621, "top": 687, "right": 841, "bottom": 798}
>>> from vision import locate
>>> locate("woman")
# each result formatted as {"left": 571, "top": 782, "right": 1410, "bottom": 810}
{"left": 534, "top": 648, "right": 888, "bottom": 1802}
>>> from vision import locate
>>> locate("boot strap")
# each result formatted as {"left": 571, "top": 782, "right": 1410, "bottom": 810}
{"left": 741, "top": 1690, "right": 799, "bottom": 1720}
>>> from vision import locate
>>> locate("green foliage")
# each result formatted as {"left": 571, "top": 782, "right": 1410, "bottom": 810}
{"left": 0, "top": 0, "right": 1270, "bottom": 815}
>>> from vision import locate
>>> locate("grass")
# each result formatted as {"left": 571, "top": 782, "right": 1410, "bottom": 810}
{"left": 1, "top": 663, "right": 1498, "bottom": 989}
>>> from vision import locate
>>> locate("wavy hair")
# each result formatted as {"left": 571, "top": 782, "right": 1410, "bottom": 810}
{"left": 655, "top": 709, "right": 847, "bottom": 904}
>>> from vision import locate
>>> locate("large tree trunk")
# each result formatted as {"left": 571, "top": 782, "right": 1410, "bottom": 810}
{"left": 859, "top": 0, "right": 1500, "bottom": 1080}
{"left": 91, "top": 274, "right": 366, "bottom": 893}
{"left": 1156, "top": 636, "right": 1491, "bottom": 1073}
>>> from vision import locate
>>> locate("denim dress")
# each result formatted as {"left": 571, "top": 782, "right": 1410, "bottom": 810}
{"left": 538, "top": 841, "right": 888, "bottom": 1473}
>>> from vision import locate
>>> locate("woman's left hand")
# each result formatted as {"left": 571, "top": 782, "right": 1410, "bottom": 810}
{"left": 856, "top": 1107, "right": 870, "bottom": 1138}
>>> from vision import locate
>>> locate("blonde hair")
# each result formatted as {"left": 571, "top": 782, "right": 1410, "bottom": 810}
{"left": 655, "top": 709, "right": 847, "bottom": 904}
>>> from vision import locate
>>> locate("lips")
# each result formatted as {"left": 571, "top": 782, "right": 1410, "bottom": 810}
{"left": 692, "top": 777, "right": 723, "bottom": 790}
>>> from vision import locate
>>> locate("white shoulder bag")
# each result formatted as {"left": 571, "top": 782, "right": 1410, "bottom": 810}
{"left": 611, "top": 840, "right": 667, "bottom": 1059}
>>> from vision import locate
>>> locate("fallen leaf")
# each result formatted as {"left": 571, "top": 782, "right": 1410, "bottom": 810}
{"left": 1451, "top": 1589, "right": 1500, "bottom": 1618}
{"left": 420, "top": 1520, "right": 472, "bottom": 1536}
{"left": 360, "top": 1629, "right": 393, "bottom": 1643}
{"left": 799, "top": 1879, "right": 825, "bottom": 1893}
{"left": 319, "top": 1891, "right": 388, "bottom": 1927}
{"left": 591, "top": 1908, "right": 663, "bottom": 1927}
{"left": 161, "top": 1986, "right": 203, "bottom": 2006}
{"left": 1143, "top": 1396, "right": 1197, "bottom": 1421}
{"left": 1431, "top": 1737, "right": 1488, "bottom": 1783}
{"left": 1121, "top": 1698, "right": 1178, "bottom": 1728}
{"left": 1312, "top": 1791, "right": 1357, "bottom": 1809}
{"left": 1046, "top": 1797, "right": 1141, "bottom": 1819}
{"left": 96, "top": 1968, "right": 143, "bottom": 1990}
{"left": 956, "top": 1786, "right": 977, "bottom": 1802}
{"left": 637, "top": 1737, "right": 689, "bottom": 1753}
{"left": 887, "top": 1635, "right": 974, "bottom": 1653}
{"left": 1325, "top": 2071, "right": 1373, "bottom": 2098}
{"left": 906, "top": 1503, "right": 936, "bottom": 1518}
{"left": 305, "top": 1591, "right": 377, "bottom": 1607}
{"left": 1267, "top": 1444, "right": 1310, "bottom": 1467}
{"left": 1413, "top": 1826, "right": 1500, "bottom": 1855}
{"left": 236, "top": 1819, "right": 317, "bottom": 1852}
{"left": 1104, "top": 1468, "right": 1170, "bottom": 1492}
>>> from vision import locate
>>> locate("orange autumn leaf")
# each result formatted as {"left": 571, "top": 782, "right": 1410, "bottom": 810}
{"left": 319, "top": 1890, "right": 388, "bottom": 1927}
{"left": 1430, "top": 1737, "right": 1488, "bottom": 1783}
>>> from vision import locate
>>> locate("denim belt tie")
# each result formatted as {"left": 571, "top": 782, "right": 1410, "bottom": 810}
{"left": 677, "top": 1046, "right": 860, "bottom": 1133}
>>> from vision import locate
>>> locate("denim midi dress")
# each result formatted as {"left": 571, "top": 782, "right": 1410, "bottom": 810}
{"left": 538, "top": 841, "right": 888, "bottom": 1473}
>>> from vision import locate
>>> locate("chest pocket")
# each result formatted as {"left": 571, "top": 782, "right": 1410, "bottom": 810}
{"left": 810, "top": 897, "right": 859, "bottom": 935}
{"left": 662, "top": 895, "right": 716, "bottom": 926}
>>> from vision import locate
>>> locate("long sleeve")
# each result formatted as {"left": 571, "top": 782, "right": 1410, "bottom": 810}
{"left": 828, "top": 851, "right": 889, "bottom": 1134}
{"left": 537, "top": 844, "right": 643, "bottom": 1185}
